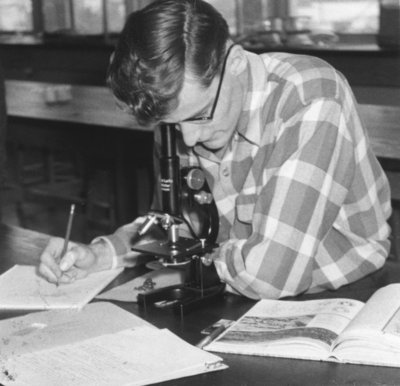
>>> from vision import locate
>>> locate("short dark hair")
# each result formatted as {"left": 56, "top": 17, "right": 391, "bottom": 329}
{"left": 107, "top": 0, "right": 229, "bottom": 126}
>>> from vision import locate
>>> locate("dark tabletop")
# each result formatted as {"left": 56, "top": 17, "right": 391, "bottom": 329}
{"left": 1, "top": 222, "right": 400, "bottom": 386}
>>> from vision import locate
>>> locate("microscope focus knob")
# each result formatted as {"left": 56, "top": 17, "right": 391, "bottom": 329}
{"left": 201, "top": 255, "right": 213, "bottom": 267}
{"left": 186, "top": 168, "right": 205, "bottom": 190}
{"left": 194, "top": 191, "right": 213, "bottom": 205}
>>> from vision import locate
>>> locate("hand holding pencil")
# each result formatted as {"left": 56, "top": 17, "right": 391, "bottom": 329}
{"left": 38, "top": 204, "right": 101, "bottom": 285}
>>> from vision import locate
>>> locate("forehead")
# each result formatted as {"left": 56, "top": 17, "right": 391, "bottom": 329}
{"left": 164, "top": 74, "right": 215, "bottom": 122}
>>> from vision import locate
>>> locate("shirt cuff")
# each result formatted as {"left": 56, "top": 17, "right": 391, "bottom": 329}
{"left": 91, "top": 236, "right": 119, "bottom": 269}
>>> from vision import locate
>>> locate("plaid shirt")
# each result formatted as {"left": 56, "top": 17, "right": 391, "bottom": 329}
{"left": 103, "top": 51, "right": 391, "bottom": 299}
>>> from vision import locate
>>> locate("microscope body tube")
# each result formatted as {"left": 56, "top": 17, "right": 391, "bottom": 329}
{"left": 160, "top": 123, "right": 180, "bottom": 216}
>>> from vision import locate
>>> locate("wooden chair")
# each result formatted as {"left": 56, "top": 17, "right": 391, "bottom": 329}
{"left": 11, "top": 143, "right": 85, "bottom": 227}
{"left": 10, "top": 142, "right": 120, "bottom": 241}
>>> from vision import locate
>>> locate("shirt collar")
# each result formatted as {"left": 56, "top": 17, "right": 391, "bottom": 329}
{"left": 237, "top": 51, "right": 269, "bottom": 146}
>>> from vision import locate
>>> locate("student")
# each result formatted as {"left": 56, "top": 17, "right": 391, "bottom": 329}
{"left": 39, "top": 0, "right": 391, "bottom": 299}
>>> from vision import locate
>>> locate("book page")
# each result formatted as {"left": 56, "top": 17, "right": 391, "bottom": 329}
{"left": 338, "top": 284, "right": 400, "bottom": 338}
{"left": 0, "top": 265, "right": 123, "bottom": 310}
{"left": 330, "top": 284, "right": 400, "bottom": 367}
{"left": 206, "top": 298, "right": 364, "bottom": 360}
{"left": 335, "top": 284, "right": 400, "bottom": 351}
{"left": 0, "top": 327, "right": 227, "bottom": 386}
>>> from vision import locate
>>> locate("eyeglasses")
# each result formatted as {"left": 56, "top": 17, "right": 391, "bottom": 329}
{"left": 180, "top": 44, "right": 237, "bottom": 123}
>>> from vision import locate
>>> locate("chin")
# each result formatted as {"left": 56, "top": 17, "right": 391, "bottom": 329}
{"left": 202, "top": 136, "right": 227, "bottom": 151}
{"left": 202, "top": 142, "right": 224, "bottom": 151}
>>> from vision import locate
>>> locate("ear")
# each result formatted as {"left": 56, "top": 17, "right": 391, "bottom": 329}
{"left": 227, "top": 45, "right": 247, "bottom": 76}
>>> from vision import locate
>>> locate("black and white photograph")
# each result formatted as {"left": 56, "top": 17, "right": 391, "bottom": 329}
{"left": 0, "top": 1, "right": 399, "bottom": 385}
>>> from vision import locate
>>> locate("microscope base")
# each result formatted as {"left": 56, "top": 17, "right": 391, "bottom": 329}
{"left": 137, "top": 283, "right": 225, "bottom": 314}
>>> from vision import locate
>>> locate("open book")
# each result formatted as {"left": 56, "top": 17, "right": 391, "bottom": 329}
{"left": 0, "top": 302, "right": 227, "bottom": 385}
{"left": 0, "top": 264, "right": 123, "bottom": 310}
{"left": 205, "top": 283, "right": 400, "bottom": 368}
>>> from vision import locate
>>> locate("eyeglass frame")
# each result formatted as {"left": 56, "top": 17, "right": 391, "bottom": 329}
{"left": 180, "top": 43, "right": 237, "bottom": 123}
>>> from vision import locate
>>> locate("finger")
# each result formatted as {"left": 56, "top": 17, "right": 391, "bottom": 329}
{"left": 59, "top": 265, "right": 89, "bottom": 284}
{"left": 40, "top": 253, "right": 62, "bottom": 278}
{"left": 59, "top": 250, "right": 78, "bottom": 272}
{"left": 40, "top": 239, "right": 65, "bottom": 277}
{"left": 69, "top": 245, "right": 95, "bottom": 269}
{"left": 38, "top": 263, "right": 59, "bottom": 283}
{"left": 59, "top": 270, "right": 77, "bottom": 284}
{"left": 132, "top": 216, "right": 149, "bottom": 232}
{"left": 74, "top": 269, "right": 89, "bottom": 281}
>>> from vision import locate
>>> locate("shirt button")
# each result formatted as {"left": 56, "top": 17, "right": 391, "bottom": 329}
{"left": 222, "top": 167, "right": 230, "bottom": 177}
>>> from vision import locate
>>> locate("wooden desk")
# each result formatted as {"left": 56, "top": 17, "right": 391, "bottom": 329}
{"left": 2, "top": 224, "right": 400, "bottom": 386}
{"left": 5, "top": 80, "right": 147, "bottom": 132}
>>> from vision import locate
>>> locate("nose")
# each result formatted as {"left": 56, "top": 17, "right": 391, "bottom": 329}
{"left": 179, "top": 123, "right": 202, "bottom": 147}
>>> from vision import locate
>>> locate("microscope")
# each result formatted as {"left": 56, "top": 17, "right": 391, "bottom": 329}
{"left": 132, "top": 123, "right": 225, "bottom": 312}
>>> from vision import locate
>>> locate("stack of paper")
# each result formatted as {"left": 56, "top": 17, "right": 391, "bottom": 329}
{"left": 0, "top": 302, "right": 227, "bottom": 385}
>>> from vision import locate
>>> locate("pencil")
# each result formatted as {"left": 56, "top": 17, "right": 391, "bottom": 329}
{"left": 57, "top": 203, "right": 76, "bottom": 287}
{"left": 196, "top": 324, "right": 227, "bottom": 349}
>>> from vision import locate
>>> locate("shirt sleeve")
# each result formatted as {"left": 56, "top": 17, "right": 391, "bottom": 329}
{"left": 212, "top": 96, "right": 383, "bottom": 299}
{"left": 92, "top": 219, "right": 149, "bottom": 268}
{"left": 94, "top": 216, "right": 168, "bottom": 268}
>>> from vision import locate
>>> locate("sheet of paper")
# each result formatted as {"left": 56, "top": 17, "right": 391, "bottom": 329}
{"left": 0, "top": 302, "right": 153, "bottom": 358}
{"left": 0, "top": 327, "right": 227, "bottom": 386}
{"left": 0, "top": 265, "right": 123, "bottom": 310}
{"left": 95, "top": 267, "right": 185, "bottom": 302}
